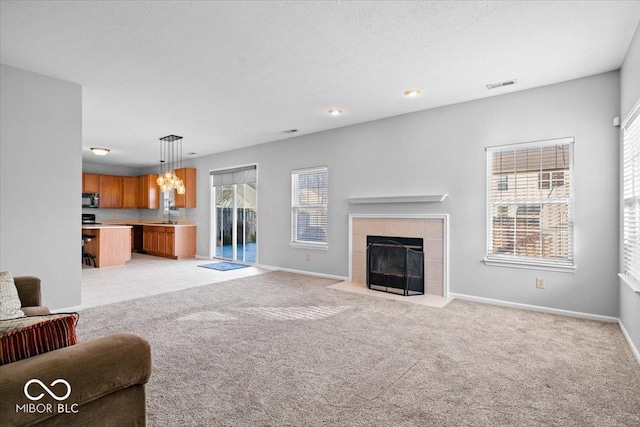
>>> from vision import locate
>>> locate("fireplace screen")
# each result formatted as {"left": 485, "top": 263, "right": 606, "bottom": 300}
{"left": 366, "top": 236, "right": 424, "bottom": 296}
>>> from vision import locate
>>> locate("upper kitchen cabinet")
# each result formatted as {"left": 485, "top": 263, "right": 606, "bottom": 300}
{"left": 82, "top": 173, "right": 100, "bottom": 193}
{"left": 137, "top": 174, "right": 159, "bottom": 209}
{"left": 122, "top": 176, "right": 137, "bottom": 209}
{"left": 174, "top": 168, "right": 197, "bottom": 208}
{"left": 99, "top": 175, "right": 123, "bottom": 208}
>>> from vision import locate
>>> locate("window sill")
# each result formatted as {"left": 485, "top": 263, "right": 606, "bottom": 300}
{"left": 290, "top": 242, "right": 329, "bottom": 251}
{"left": 483, "top": 258, "right": 576, "bottom": 273}
{"left": 618, "top": 273, "right": 640, "bottom": 295}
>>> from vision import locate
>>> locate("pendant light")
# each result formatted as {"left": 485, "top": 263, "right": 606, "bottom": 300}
{"left": 156, "top": 135, "right": 186, "bottom": 194}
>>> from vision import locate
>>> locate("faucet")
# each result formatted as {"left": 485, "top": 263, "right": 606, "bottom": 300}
{"left": 163, "top": 198, "right": 178, "bottom": 224}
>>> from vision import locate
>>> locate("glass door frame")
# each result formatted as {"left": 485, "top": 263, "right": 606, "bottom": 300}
{"left": 209, "top": 164, "right": 258, "bottom": 264}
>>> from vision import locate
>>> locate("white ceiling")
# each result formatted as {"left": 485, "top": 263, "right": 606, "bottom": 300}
{"left": 2, "top": 1, "right": 640, "bottom": 168}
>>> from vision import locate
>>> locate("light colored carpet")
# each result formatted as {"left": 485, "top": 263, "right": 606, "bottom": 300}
{"left": 77, "top": 271, "right": 640, "bottom": 426}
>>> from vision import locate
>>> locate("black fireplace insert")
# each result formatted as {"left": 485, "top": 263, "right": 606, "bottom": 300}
{"left": 366, "top": 236, "right": 424, "bottom": 296}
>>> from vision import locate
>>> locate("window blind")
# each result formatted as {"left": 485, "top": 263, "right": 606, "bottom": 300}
{"left": 623, "top": 104, "right": 640, "bottom": 284}
{"left": 211, "top": 165, "right": 257, "bottom": 186}
{"left": 291, "top": 166, "right": 328, "bottom": 245}
{"left": 486, "top": 137, "right": 574, "bottom": 267}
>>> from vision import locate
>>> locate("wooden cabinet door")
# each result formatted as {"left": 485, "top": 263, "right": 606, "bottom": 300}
{"left": 157, "top": 228, "right": 167, "bottom": 255}
{"left": 82, "top": 173, "right": 100, "bottom": 193}
{"left": 143, "top": 227, "right": 151, "bottom": 252}
{"left": 136, "top": 176, "right": 145, "bottom": 208}
{"left": 147, "top": 227, "right": 159, "bottom": 253}
{"left": 136, "top": 174, "right": 159, "bottom": 209}
{"left": 122, "top": 177, "right": 137, "bottom": 209}
{"left": 165, "top": 228, "right": 175, "bottom": 256}
{"left": 111, "top": 176, "right": 123, "bottom": 208}
{"left": 99, "top": 175, "right": 112, "bottom": 208}
{"left": 98, "top": 175, "right": 123, "bottom": 208}
{"left": 174, "top": 168, "right": 197, "bottom": 208}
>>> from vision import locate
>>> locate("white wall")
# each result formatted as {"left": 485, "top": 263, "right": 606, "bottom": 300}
{"left": 82, "top": 160, "right": 140, "bottom": 176}
{"left": 620, "top": 22, "right": 640, "bottom": 359}
{"left": 1, "top": 64, "right": 82, "bottom": 310}
{"left": 185, "top": 71, "right": 620, "bottom": 317}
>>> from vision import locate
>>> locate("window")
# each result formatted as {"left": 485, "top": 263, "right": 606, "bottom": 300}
{"left": 623, "top": 102, "right": 640, "bottom": 285}
{"left": 497, "top": 175, "right": 509, "bottom": 191}
{"left": 291, "top": 166, "right": 328, "bottom": 248}
{"left": 486, "top": 137, "right": 574, "bottom": 269}
{"left": 538, "top": 171, "right": 565, "bottom": 189}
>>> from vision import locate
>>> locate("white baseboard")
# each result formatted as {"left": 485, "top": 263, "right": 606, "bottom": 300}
{"left": 619, "top": 320, "right": 640, "bottom": 366}
{"left": 257, "top": 263, "right": 348, "bottom": 282}
{"left": 449, "top": 293, "right": 619, "bottom": 323}
{"left": 52, "top": 305, "right": 83, "bottom": 313}
{"left": 195, "top": 254, "right": 210, "bottom": 260}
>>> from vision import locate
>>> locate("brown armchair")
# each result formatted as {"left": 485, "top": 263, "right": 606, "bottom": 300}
{"left": 14, "top": 275, "right": 50, "bottom": 316}
{"left": 0, "top": 276, "right": 152, "bottom": 426}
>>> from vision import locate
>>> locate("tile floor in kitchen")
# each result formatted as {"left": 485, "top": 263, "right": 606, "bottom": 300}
{"left": 81, "top": 253, "right": 267, "bottom": 308}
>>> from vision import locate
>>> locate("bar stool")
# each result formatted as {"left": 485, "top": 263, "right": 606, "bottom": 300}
{"left": 82, "top": 235, "right": 97, "bottom": 268}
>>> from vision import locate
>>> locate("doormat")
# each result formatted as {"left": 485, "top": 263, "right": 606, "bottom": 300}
{"left": 198, "top": 262, "right": 249, "bottom": 271}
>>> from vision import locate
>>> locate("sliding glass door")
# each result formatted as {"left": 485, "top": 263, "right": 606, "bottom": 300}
{"left": 214, "top": 185, "right": 234, "bottom": 260}
{"left": 236, "top": 182, "right": 257, "bottom": 262}
{"left": 211, "top": 166, "right": 257, "bottom": 263}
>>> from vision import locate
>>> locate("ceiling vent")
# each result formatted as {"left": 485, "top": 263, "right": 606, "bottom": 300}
{"left": 486, "top": 79, "right": 517, "bottom": 90}
{"left": 283, "top": 129, "right": 298, "bottom": 134}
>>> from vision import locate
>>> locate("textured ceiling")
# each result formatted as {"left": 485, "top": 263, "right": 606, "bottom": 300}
{"left": 2, "top": 1, "right": 640, "bottom": 167}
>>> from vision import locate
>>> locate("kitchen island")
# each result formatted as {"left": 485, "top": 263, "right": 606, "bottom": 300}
{"left": 140, "top": 223, "right": 196, "bottom": 259}
{"left": 82, "top": 225, "right": 132, "bottom": 268}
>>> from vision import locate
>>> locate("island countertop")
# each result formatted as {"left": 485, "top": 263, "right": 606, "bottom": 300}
{"left": 82, "top": 224, "right": 133, "bottom": 230}
{"left": 137, "top": 223, "right": 196, "bottom": 228}
{"left": 98, "top": 221, "right": 197, "bottom": 228}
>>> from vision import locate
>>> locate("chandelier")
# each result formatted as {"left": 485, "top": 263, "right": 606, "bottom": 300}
{"left": 156, "top": 135, "right": 186, "bottom": 194}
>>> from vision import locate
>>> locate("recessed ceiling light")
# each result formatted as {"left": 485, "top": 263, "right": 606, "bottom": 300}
{"left": 90, "top": 147, "right": 110, "bottom": 156}
{"left": 327, "top": 108, "right": 343, "bottom": 116}
{"left": 403, "top": 89, "right": 422, "bottom": 97}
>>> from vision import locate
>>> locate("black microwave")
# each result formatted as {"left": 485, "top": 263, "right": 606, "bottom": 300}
{"left": 82, "top": 193, "right": 99, "bottom": 208}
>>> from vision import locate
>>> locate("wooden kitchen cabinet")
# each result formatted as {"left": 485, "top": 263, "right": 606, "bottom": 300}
{"left": 142, "top": 225, "right": 195, "bottom": 259}
{"left": 137, "top": 174, "right": 159, "bottom": 209}
{"left": 98, "top": 175, "right": 109, "bottom": 207}
{"left": 99, "top": 175, "right": 123, "bottom": 208}
{"left": 111, "top": 176, "right": 123, "bottom": 208}
{"left": 82, "top": 173, "right": 100, "bottom": 193}
{"left": 156, "top": 227, "right": 175, "bottom": 256}
{"left": 83, "top": 172, "right": 158, "bottom": 210}
{"left": 122, "top": 176, "right": 137, "bottom": 209}
{"left": 174, "top": 168, "right": 197, "bottom": 208}
{"left": 142, "top": 226, "right": 154, "bottom": 252}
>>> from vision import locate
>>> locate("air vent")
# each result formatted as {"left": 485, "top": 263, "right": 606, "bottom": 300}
{"left": 283, "top": 129, "right": 298, "bottom": 134}
{"left": 486, "top": 79, "right": 517, "bottom": 90}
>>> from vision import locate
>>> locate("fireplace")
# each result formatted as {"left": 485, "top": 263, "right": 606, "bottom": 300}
{"left": 350, "top": 215, "right": 447, "bottom": 297}
{"left": 366, "top": 236, "right": 424, "bottom": 296}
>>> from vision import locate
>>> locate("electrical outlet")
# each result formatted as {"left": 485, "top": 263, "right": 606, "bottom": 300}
{"left": 536, "top": 277, "right": 545, "bottom": 289}
{"left": 306, "top": 254, "right": 311, "bottom": 262}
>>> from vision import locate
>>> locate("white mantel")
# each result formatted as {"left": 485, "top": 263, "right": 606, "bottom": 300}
{"left": 348, "top": 194, "right": 448, "bottom": 204}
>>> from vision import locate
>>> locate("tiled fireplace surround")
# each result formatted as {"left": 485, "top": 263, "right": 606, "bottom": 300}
{"left": 350, "top": 215, "right": 448, "bottom": 297}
